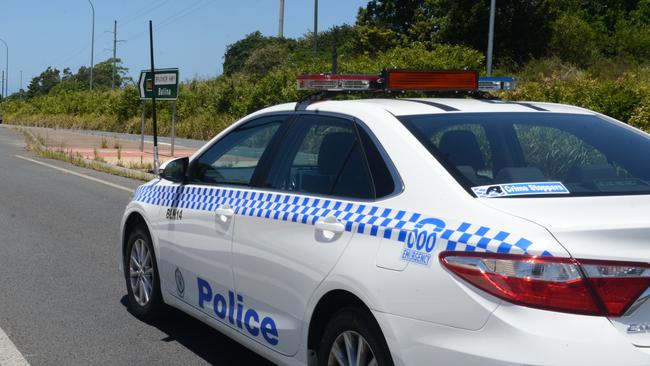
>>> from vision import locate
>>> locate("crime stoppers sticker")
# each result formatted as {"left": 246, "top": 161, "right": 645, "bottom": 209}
{"left": 472, "top": 182, "right": 570, "bottom": 198}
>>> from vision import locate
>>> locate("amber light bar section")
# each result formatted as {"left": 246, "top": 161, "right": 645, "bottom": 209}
{"left": 385, "top": 70, "right": 479, "bottom": 91}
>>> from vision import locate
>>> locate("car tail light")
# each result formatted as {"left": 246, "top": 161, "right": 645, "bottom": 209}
{"left": 439, "top": 252, "right": 650, "bottom": 317}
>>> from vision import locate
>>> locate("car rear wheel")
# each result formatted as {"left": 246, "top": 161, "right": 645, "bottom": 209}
{"left": 318, "top": 307, "right": 394, "bottom": 366}
{"left": 124, "top": 226, "right": 164, "bottom": 322}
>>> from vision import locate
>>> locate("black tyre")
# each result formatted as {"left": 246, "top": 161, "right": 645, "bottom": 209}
{"left": 318, "top": 307, "right": 394, "bottom": 366}
{"left": 124, "top": 226, "right": 165, "bottom": 322}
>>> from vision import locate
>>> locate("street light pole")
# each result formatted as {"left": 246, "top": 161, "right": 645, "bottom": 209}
{"left": 0, "top": 38, "right": 8, "bottom": 97}
{"left": 278, "top": 0, "right": 285, "bottom": 38}
{"left": 313, "top": 0, "right": 318, "bottom": 54}
{"left": 486, "top": 0, "right": 496, "bottom": 76}
{"left": 87, "top": 0, "right": 95, "bottom": 90}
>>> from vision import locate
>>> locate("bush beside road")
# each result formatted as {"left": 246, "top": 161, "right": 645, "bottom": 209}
{"left": 2, "top": 55, "right": 650, "bottom": 139}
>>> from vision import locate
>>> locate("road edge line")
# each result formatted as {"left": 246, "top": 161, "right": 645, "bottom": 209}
{"left": 0, "top": 326, "right": 29, "bottom": 366}
{"left": 15, "top": 155, "right": 135, "bottom": 193}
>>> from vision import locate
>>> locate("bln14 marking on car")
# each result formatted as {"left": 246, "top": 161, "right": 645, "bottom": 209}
{"left": 119, "top": 69, "right": 650, "bottom": 365}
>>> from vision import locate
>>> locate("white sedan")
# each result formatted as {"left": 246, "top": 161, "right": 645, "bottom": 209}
{"left": 119, "top": 71, "right": 650, "bottom": 365}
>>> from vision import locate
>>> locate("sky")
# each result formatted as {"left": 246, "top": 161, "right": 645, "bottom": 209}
{"left": 0, "top": 0, "right": 369, "bottom": 94}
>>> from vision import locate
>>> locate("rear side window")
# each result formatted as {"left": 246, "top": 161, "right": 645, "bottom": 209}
{"left": 189, "top": 116, "right": 284, "bottom": 186}
{"left": 357, "top": 125, "right": 397, "bottom": 198}
{"left": 400, "top": 112, "right": 650, "bottom": 197}
{"left": 264, "top": 115, "right": 375, "bottom": 199}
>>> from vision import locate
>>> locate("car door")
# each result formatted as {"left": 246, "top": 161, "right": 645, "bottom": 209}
{"left": 230, "top": 113, "right": 380, "bottom": 355}
{"left": 156, "top": 115, "right": 288, "bottom": 318}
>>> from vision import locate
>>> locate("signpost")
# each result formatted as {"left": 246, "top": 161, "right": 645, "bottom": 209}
{"left": 138, "top": 68, "right": 179, "bottom": 100}
{"left": 138, "top": 67, "right": 179, "bottom": 157}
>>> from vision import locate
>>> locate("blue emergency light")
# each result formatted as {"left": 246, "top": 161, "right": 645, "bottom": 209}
{"left": 478, "top": 76, "right": 516, "bottom": 91}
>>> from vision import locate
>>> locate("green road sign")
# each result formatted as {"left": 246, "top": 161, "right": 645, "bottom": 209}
{"left": 138, "top": 68, "right": 179, "bottom": 100}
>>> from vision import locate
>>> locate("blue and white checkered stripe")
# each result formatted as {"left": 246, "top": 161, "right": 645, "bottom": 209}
{"left": 133, "top": 184, "right": 553, "bottom": 256}
{"left": 438, "top": 223, "right": 553, "bottom": 256}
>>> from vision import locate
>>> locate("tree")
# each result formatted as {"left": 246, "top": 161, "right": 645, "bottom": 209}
{"left": 549, "top": 13, "right": 600, "bottom": 67}
{"left": 243, "top": 43, "right": 291, "bottom": 77}
{"left": 66, "top": 58, "right": 129, "bottom": 90}
{"left": 223, "top": 32, "right": 278, "bottom": 75}
{"left": 27, "top": 67, "right": 61, "bottom": 97}
{"left": 356, "top": 0, "right": 559, "bottom": 65}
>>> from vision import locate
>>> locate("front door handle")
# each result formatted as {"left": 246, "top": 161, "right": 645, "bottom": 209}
{"left": 315, "top": 216, "right": 345, "bottom": 234}
{"left": 215, "top": 204, "right": 234, "bottom": 221}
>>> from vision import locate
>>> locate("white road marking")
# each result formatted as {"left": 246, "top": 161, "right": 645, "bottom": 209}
{"left": 15, "top": 155, "right": 135, "bottom": 193}
{"left": 0, "top": 326, "right": 29, "bottom": 366}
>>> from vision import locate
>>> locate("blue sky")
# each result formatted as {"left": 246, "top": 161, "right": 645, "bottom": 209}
{"left": 0, "top": 0, "right": 368, "bottom": 94}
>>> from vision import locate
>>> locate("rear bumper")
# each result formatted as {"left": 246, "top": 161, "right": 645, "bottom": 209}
{"left": 376, "top": 304, "right": 650, "bottom": 366}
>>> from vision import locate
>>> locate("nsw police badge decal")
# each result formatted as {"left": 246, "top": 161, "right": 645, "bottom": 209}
{"left": 175, "top": 268, "right": 185, "bottom": 298}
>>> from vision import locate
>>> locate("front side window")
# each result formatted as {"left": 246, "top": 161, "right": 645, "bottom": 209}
{"left": 264, "top": 115, "right": 374, "bottom": 199}
{"left": 188, "top": 116, "right": 285, "bottom": 185}
{"left": 400, "top": 112, "right": 650, "bottom": 197}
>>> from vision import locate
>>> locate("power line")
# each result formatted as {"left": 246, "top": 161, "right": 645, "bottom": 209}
{"left": 119, "top": 0, "right": 172, "bottom": 29}
{"left": 123, "top": 0, "right": 214, "bottom": 42}
{"left": 158, "top": 0, "right": 213, "bottom": 28}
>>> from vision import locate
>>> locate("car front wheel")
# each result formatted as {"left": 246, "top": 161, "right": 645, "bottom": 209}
{"left": 124, "top": 226, "right": 164, "bottom": 322}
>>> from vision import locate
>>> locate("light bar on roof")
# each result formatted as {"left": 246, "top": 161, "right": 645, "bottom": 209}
{"left": 478, "top": 76, "right": 516, "bottom": 91}
{"left": 296, "top": 70, "right": 516, "bottom": 92}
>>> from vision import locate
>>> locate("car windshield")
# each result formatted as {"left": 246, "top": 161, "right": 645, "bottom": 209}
{"left": 399, "top": 112, "right": 650, "bottom": 198}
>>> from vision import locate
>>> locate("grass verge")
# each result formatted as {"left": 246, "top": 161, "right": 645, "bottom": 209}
{"left": 17, "top": 126, "right": 156, "bottom": 182}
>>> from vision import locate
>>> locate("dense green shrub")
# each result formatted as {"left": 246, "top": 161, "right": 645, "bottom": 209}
{"left": 2, "top": 45, "right": 650, "bottom": 139}
{"left": 0, "top": 44, "right": 486, "bottom": 139}
{"left": 506, "top": 72, "right": 647, "bottom": 126}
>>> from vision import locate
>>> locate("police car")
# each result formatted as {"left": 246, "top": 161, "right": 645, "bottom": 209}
{"left": 119, "top": 70, "right": 650, "bottom": 365}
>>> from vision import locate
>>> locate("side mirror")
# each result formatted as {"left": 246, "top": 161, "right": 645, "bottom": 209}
{"left": 160, "top": 157, "right": 189, "bottom": 183}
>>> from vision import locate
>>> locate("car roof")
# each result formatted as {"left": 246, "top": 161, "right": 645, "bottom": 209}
{"left": 258, "top": 98, "right": 594, "bottom": 117}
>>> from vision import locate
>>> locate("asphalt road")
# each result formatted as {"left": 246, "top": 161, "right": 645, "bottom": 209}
{"left": 0, "top": 127, "right": 273, "bottom": 365}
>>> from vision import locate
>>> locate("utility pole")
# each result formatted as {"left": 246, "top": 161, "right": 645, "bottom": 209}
{"left": 112, "top": 20, "right": 117, "bottom": 89}
{"left": 19, "top": 70, "right": 22, "bottom": 92}
{"left": 87, "top": 0, "right": 95, "bottom": 90}
{"left": 486, "top": 0, "right": 496, "bottom": 76}
{"left": 313, "top": 0, "right": 318, "bottom": 54}
{"left": 1, "top": 71, "right": 4, "bottom": 99}
{"left": 0, "top": 38, "right": 8, "bottom": 97}
{"left": 332, "top": 27, "right": 338, "bottom": 74}
{"left": 278, "top": 0, "right": 285, "bottom": 38}
{"left": 108, "top": 21, "right": 125, "bottom": 90}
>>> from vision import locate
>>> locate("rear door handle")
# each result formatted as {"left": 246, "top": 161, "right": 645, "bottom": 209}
{"left": 315, "top": 216, "right": 345, "bottom": 234}
{"left": 215, "top": 204, "right": 234, "bottom": 221}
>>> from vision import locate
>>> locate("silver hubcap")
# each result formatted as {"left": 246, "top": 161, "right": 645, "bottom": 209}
{"left": 328, "top": 331, "right": 377, "bottom": 366}
{"left": 129, "top": 238, "right": 154, "bottom": 306}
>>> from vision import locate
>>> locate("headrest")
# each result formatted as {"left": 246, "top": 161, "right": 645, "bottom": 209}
{"left": 438, "top": 130, "right": 485, "bottom": 171}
